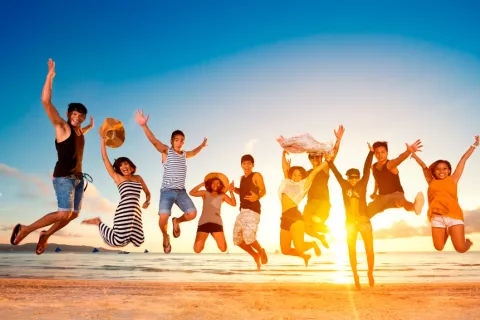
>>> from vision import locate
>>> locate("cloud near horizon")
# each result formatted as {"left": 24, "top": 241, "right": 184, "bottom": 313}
{"left": 374, "top": 208, "right": 480, "bottom": 239}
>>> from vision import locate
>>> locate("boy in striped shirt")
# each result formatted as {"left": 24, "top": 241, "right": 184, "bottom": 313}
{"left": 135, "top": 110, "right": 207, "bottom": 253}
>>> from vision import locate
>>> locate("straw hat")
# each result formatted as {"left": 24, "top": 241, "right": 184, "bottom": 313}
{"left": 204, "top": 172, "right": 229, "bottom": 193}
{"left": 99, "top": 118, "right": 125, "bottom": 148}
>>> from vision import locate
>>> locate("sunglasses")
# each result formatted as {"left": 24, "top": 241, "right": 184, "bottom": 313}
{"left": 347, "top": 176, "right": 360, "bottom": 179}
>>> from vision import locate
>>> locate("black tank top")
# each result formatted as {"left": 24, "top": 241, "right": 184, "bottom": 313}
{"left": 240, "top": 173, "right": 261, "bottom": 214}
{"left": 372, "top": 160, "right": 404, "bottom": 195}
{"left": 306, "top": 169, "right": 330, "bottom": 203}
{"left": 53, "top": 123, "right": 85, "bottom": 178}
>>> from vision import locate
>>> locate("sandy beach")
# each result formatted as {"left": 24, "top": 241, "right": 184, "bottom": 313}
{"left": 0, "top": 279, "right": 479, "bottom": 319}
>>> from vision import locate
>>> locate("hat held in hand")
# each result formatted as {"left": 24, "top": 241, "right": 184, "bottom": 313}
{"left": 99, "top": 118, "right": 125, "bottom": 148}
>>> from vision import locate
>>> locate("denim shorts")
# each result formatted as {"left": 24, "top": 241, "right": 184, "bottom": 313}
{"left": 52, "top": 177, "right": 85, "bottom": 213}
{"left": 159, "top": 188, "right": 196, "bottom": 215}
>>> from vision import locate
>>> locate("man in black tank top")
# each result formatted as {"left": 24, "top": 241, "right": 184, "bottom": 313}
{"left": 232, "top": 154, "right": 268, "bottom": 270}
{"left": 367, "top": 140, "right": 425, "bottom": 218}
{"left": 10, "top": 59, "right": 94, "bottom": 254}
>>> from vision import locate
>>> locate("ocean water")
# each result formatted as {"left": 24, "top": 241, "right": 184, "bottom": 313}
{"left": 0, "top": 251, "right": 478, "bottom": 283}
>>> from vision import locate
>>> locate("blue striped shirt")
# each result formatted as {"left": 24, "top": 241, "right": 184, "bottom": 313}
{"left": 161, "top": 148, "right": 187, "bottom": 189}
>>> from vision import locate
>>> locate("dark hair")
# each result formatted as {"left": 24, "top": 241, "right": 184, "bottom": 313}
{"left": 308, "top": 153, "right": 323, "bottom": 160}
{"left": 372, "top": 141, "right": 388, "bottom": 152}
{"left": 288, "top": 166, "right": 307, "bottom": 180}
{"left": 68, "top": 103, "right": 87, "bottom": 115}
{"left": 113, "top": 157, "right": 137, "bottom": 176}
{"left": 241, "top": 154, "right": 255, "bottom": 164}
{"left": 171, "top": 130, "right": 185, "bottom": 140}
{"left": 346, "top": 168, "right": 360, "bottom": 177}
{"left": 429, "top": 160, "right": 452, "bottom": 179}
{"left": 205, "top": 178, "right": 225, "bottom": 194}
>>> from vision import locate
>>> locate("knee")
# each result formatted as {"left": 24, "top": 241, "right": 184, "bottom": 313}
{"left": 185, "top": 211, "right": 197, "bottom": 220}
{"left": 433, "top": 243, "right": 445, "bottom": 251}
{"left": 280, "top": 247, "right": 290, "bottom": 255}
{"left": 193, "top": 245, "right": 203, "bottom": 254}
{"left": 70, "top": 213, "right": 79, "bottom": 221}
{"left": 218, "top": 244, "right": 227, "bottom": 252}
{"left": 58, "top": 211, "right": 73, "bottom": 220}
{"left": 158, "top": 215, "right": 169, "bottom": 226}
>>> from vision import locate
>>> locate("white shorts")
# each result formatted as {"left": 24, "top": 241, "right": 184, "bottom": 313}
{"left": 430, "top": 214, "right": 464, "bottom": 229}
{"left": 233, "top": 209, "right": 260, "bottom": 246}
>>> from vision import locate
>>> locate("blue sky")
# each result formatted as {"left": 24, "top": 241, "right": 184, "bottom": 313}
{"left": 1, "top": 1, "right": 480, "bottom": 253}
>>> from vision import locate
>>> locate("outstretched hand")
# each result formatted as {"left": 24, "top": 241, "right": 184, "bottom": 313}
{"left": 406, "top": 139, "right": 423, "bottom": 153}
{"left": 283, "top": 150, "right": 291, "bottom": 165}
{"left": 368, "top": 142, "right": 374, "bottom": 152}
{"left": 334, "top": 125, "right": 345, "bottom": 140}
{"left": 135, "top": 110, "right": 149, "bottom": 126}
{"left": 474, "top": 135, "right": 479, "bottom": 147}
{"left": 200, "top": 137, "right": 208, "bottom": 148}
{"left": 244, "top": 191, "right": 259, "bottom": 202}
{"left": 47, "top": 58, "right": 56, "bottom": 77}
{"left": 88, "top": 116, "right": 94, "bottom": 128}
{"left": 228, "top": 181, "right": 235, "bottom": 192}
{"left": 142, "top": 201, "right": 150, "bottom": 209}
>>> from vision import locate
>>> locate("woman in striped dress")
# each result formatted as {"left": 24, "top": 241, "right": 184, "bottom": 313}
{"left": 82, "top": 137, "right": 151, "bottom": 247}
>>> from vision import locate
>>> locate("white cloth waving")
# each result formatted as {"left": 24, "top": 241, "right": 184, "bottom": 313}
{"left": 276, "top": 133, "right": 334, "bottom": 155}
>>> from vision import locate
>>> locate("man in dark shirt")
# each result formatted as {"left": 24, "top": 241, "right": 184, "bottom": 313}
{"left": 327, "top": 144, "right": 374, "bottom": 289}
{"left": 368, "top": 140, "right": 424, "bottom": 218}
{"left": 10, "top": 59, "right": 93, "bottom": 254}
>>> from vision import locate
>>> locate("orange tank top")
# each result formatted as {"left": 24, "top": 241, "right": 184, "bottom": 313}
{"left": 427, "top": 176, "right": 463, "bottom": 221}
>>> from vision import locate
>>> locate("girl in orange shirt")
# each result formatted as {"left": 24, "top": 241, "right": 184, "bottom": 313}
{"left": 411, "top": 136, "right": 479, "bottom": 253}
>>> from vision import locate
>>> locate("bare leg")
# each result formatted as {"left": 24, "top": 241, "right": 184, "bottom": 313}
{"left": 211, "top": 232, "right": 227, "bottom": 252}
{"left": 193, "top": 232, "right": 209, "bottom": 253}
{"left": 249, "top": 240, "right": 268, "bottom": 264}
{"left": 360, "top": 229, "right": 375, "bottom": 287}
{"left": 82, "top": 218, "right": 101, "bottom": 225}
{"left": 346, "top": 227, "right": 361, "bottom": 290}
{"left": 44, "top": 212, "right": 79, "bottom": 237}
{"left": 431, "top": 227, "right": 449, "bottom": 251}
{"left": 280, "top": 228, "right": 311, "bottom": 266}
{"left": 291, "top": 221, "right": 320, "bottom": 256}
{"left": 159, "top": 214, "right": 171, "bottom": 253}
{"left": 13, "top": 211, "right": 71, "bottom": 245}
{"left": 238, "top": 242, "right": 261, "bottom": 270}
{"left": 449, "top": 225, "right": 473, "bottom": 253}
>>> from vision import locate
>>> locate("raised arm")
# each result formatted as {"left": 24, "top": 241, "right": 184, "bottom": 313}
{"left": 361, "top": 144, "right": 375, "bottom": 183}
{"left": 222, "top": 181, "right": 237, "bottom": 207}
{"left": 326, "top": 158, "right": 346, "bottom": 186}
{"left": 189, "top": 182, "right": 207, "bottom": 198}
{"left": 82, "top": 116, "right": 94, "bottom": 134}
{"left": 135, "top": 110, "right": 169, "bottom": 154}
{"left": 451, "top": 136, "right": 479, "bottom": 184}
{"left": 137, "top": 175, "right": 151, "bottom": 209}
{"left": 282, "top": 150, "right": 291, "bottom": 178}
{"left": 42, "top": 59, "right": 67, "bottom": 129}
{"left": 411, "top": 153, "right": 433, "bottom": 184}
{"left": 186, "top": 138, "right": 208, "bottom": 158}
{"left": 100, "top": 137, "right": 120, "bottom": 182}
{"left": 330, "top": 125, "right": 345, "bottom": 162}
{"left": 387, "top": 139, "right": 423, "bottom": 171}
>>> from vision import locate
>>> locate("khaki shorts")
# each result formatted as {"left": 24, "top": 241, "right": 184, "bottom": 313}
{"left": 367, "top": 191, "right": 406, "bottom": 218}
{"left": 233, "top": 209, "right": 260, "bottom": 246}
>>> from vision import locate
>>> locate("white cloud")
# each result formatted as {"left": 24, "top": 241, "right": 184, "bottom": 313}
{"left": 0, "top": 163, "right": 50, "bottom": 197}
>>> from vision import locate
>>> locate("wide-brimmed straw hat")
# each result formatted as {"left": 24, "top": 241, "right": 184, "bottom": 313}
{"left": 204, "top": 172, "right": 229, "bottom": 193}
{"left": 99, "top": 118, "right": 125, "bottom": 148}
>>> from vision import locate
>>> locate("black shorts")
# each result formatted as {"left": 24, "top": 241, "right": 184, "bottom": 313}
{"left": 280, "top": 207, "right": 303, "bottom": 231}
{"left": 197, "top": 223, "right": 223, "bottom": 234}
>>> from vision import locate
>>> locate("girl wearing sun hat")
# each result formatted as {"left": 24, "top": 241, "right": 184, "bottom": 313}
{"left": 189, "top": 172, "right": 236, "bottom": 253}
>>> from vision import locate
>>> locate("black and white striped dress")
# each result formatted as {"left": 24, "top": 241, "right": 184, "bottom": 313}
{"left": 99, "top": 181, "right": 145, "bottom": 247}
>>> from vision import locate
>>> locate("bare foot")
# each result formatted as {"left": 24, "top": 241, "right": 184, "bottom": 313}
{"left": 413, "top": 192, "right": 425, "bottom": 215}
{"left": 260, "top": 248, "right": 268, "bottom": 264}
{"left": 354, "top": 274, "right": 361, "bottom": 290}
{"left": 303, "top": 254, "right": 311, "bottom": 267}
{"left": 466, "top": 238, "right": 473, "bottom": 251}
{"left": 368, "top": 271, "right": 375, "bottom": 287}
{"left": 36, "top": 231, "right": 49, "bottom": 255}
{"left": 254, "top": 254, "right": 262, "bottom": 271}
{"left": 172, "top": 217, "right": 181, "bottom": 238}
{"left": 82, "top": 218, "right": 101, "bottom": 225}
{"left": 312, "top": 242, "right": 322, "bottom": 257}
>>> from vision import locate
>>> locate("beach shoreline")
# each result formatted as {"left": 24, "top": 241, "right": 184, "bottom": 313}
{"left": 1, "top": 278, "right": 479, "bottom": 319}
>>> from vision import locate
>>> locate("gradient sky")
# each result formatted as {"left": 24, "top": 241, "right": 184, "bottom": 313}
{"left": 1, "top": 1, "right": 480, "bottom": 254}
